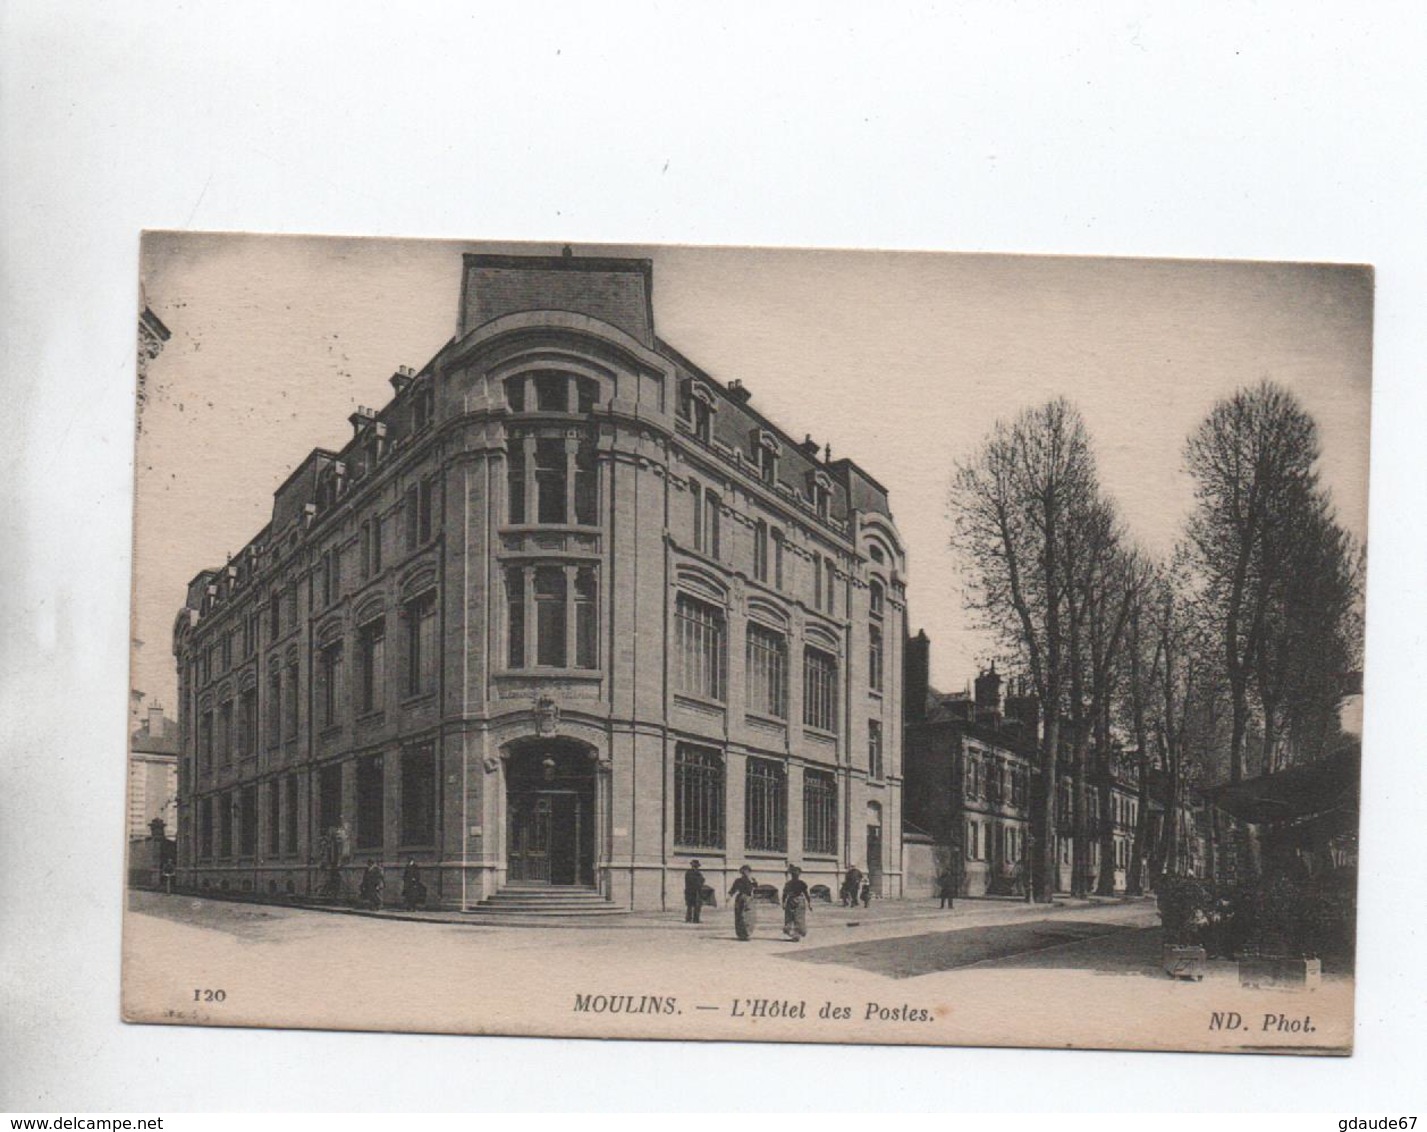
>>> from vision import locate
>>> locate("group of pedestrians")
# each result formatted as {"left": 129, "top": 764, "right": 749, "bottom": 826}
{"left": 357, "top": 858, "right": 427, "bottom": 911}
{"left": 684, "top": 861, "right": 874, "bottom": 942}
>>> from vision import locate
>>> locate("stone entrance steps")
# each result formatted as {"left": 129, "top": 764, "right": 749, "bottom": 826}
{"left": 466, "top": 884, "right": 627, "bottom": 918}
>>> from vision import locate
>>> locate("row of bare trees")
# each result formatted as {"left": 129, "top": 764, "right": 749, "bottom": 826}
{"left": 949, "top": 382, "right": 1362, "bottom": 901}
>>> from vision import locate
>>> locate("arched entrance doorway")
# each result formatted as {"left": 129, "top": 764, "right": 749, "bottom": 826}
{"left": 505, "top": 740, "right": 597, "bottom": 887}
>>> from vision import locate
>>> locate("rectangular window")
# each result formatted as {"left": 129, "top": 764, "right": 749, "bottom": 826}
{"left": 406, "top": 591, "right": 437, "bottom": 695}
{"left": 217, "top": 699, "right": 233, "bottom": 764}
{"left": 360, "top": 523, "right": 371, "bottom": 579}
{"left": 240, "top": 687, "right": 258, "bottom": 758}
{"left": 284, "top": 661, "right": 299, "bottom": 740}
{"left": 675, "top": 594, "right": 725, "bottom": 701}
{"left": 418, "top": 479, "right": 434, "bottom": 543}
{"left": 400, "top": 743, "right": 437, "bottom": 846}
{"left": 802, "top": 647, "right": 838, "bottom": 732}
{"left": 753, "top": 519, "right": 768, "bottom": 582}
{"left": 284, "top": 774, "right": 299, "bottom": 854}
{"left": 358, "top": 618, "right": 386, "bottom": 714}
{"left": 534, "top": 566, "right": 567, "bottom": 667}
{"left": 355, "top": 754, "right": 384, "bottom": 850}
{"left": 574, "top": 566, "right": 598, "bottom": 669}
{"left": 534, "top": 372, "right": 568, "bottom": 411}
{"left": 535, "top": 439, "right": 567, "bottom": 524}
{"left": 506, "top": 567, "right": 526, "bottom": 668}
{"left": 706, "top": 494, "right": 721, "bottom": 559}
{"left": 506, "top": 376, "right": 525, "bottom": 412}
{"left": 824, "top": 558, "right": 836, "bottom": 615}
{"left": 674, "top": 744, "right": 725, "bottom": 849}
{"left": 267, "top": 671, "right": 281, "bottom": 748}
{"left": 268, "top": 779, "right": 281, "bottom": 856}
{"left": 507, "top": 439, "right": 526, "bottom": 524}
{"left": 576, "top": 377, "right": 598, "bottom": 414}
{"left": 803, "top": 769, "right": 837, "bottom": 855}
{"left": 404, "top": 484, "right": 419, "bottom": 550}
{"left": 219, "top": 792, "right": 234, "bottom": 858}
{"left": 745, "top": 622, "right": 787, "bottom": 719}
{"left": 318, "top": 763, "right": 343, "bottom": 835}
{"left": 318, "top": 640, "right": 343, "bottom": 727}
{"left": 574, "top": 443, "right": 597, "bottom": 525}
{"left": 691, "top": 481, "right": 703, "bottom": 550}
{"left": 199, "top": 797, "right": 213, "bottom": 860}
{"left": 773, "top": 530, "right": 785, "bottom": 589}
{"left": 869, "top": 719, "right": 884, "bottom": 780}
{"left": 966, "top": 819, "right": 979, "bottom": 861}
{"left": 868, "top": 624, "right": 884, "bottom": 692}
{"left": 371, "top": 516, "right": 382, "bottom": 573}
{"left": 745, "top": 757, "right": 787, "bottom": 853}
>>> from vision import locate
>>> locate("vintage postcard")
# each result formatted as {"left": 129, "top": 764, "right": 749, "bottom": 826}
{"left": 124, "top": 234, "right": 1370, "bottom": 1054}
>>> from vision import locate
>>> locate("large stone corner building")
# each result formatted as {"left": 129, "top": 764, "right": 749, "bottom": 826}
{"left": 173, "top": 252, "right": 908, "bottom": 911}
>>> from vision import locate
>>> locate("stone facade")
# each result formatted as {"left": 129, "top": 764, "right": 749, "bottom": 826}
{"left": 173, "top": 253, "right": 907, "bottom": 910}
{"left": 903, "top": 654, "right": 1143, "bottom": 897}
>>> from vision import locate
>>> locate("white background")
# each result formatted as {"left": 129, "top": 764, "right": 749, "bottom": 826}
{"left": 2, "top": 0, "right": 1424, "bottom": 1112}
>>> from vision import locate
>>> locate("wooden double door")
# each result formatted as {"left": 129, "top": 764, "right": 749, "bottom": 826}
{"left": 505, "top": 743, "right": 596, "bottom": 886}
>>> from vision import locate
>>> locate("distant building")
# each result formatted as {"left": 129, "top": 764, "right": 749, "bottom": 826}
{"left": 171, "top": 252, "right": 908, "bottom": 910}
{"left": 902, "top": 635, "right": 1144, "bottom": 897}
{"left": 129, "top": 702, "right": 178, "bottom": 840}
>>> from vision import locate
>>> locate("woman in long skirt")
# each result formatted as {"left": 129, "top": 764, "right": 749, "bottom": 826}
{"left": 782, "top": 865, "right": 810, "bottom": 940}
{"left": 729, "top": 865, "right": 757, "bottom": 941}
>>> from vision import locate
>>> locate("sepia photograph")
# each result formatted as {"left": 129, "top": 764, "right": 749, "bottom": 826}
{"left": 123, "top": 234, "right": 1371, "bottom": 1055}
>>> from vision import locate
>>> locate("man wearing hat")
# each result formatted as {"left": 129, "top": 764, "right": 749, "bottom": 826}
{"left": 683, "top": 859, "right": 706, "bottom": 923}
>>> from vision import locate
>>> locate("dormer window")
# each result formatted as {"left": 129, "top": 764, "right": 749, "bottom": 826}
{"left": 808, "top": 470, "right": 833, "bottom": 520}
{"left": 753, "top": 430, "right": 780, "bottom": 486}
{"left": 685, "top": 381, "right": 716, "bottom": 444}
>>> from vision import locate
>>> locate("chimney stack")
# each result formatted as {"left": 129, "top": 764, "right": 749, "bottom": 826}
{"left": 147, "top": 702, "right": 165, "bottom": 738}
{"left": 726, "top": 379, "right": 752, "bottom": 405}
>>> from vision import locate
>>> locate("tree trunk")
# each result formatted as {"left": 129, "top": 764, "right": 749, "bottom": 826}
{"left": 1035, "top": 715, "right": 1059, "bottom": 903}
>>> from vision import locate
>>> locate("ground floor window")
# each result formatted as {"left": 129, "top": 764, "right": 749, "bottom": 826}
{"left": 356, "top": 754, "right": 384, "bottom": 849}
{"left": 745, "top": 757, "right": 787, "bottom": 853}
{"left": 674, "top": 743, "right": 725, "bottom": 849}
{"left": 267, "top": 779, "right": 281, "bottom": 856}
{"left": 802, "top": 769, "right": 837, "bottom": 855}
{"left": 284, "top": 774, "right": 299, "bottom": 855}
{"left": 318, "top": 763, "right": 343, "bottom": 835}
{"left": 219, "top": 792, "right": 234, "bottom": 858}
{"left": 401, "top": 743, "right": 436, "bottom": 846}
{"left": 239, "top": 784, "right": 258, "bottom": 856}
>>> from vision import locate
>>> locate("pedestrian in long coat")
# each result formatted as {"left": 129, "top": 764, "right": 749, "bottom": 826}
{"left": 684, "top": 860, "right": 706, "bottom": 923}
{"left": 359, "top": 859, "right": 384, "bottom": 910}
{"left": 782, "top": 866, "right": 811, "bottom": 940}
{"left": 937, "top": 866, "right": 956, "bottom": 910}
{"left": 402, "top": 859, "right": 426, "bottom": 910}
{"left": 729, "top": 865, "right": 758, "bottom": 941}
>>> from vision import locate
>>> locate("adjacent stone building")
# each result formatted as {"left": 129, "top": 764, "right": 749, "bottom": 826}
{"left": 902, "top": 635, "right": 1142, "bottom": 897}
{"left": 173, "top": 252, "right": 908, "bottom": 910}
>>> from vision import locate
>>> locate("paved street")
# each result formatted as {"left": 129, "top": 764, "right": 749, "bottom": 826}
{"left": 122, "top": 889, "right": 1351, "bottom": 1053}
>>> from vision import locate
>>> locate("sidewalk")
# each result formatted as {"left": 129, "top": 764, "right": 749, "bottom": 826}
{"left": 132, "top": 886, "right": 1157, "bottom": 934}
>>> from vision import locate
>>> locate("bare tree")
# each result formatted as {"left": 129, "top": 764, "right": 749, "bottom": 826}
{"left": 951, "top": 399, "right": 1098, "bottom": 903}
{"left": 1184, "top": 381, "right": 1320, "bottom": 783}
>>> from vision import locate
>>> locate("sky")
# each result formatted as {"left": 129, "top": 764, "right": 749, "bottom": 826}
{"left": 132, "top": 234, "right": 1373, "bottom": 712}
